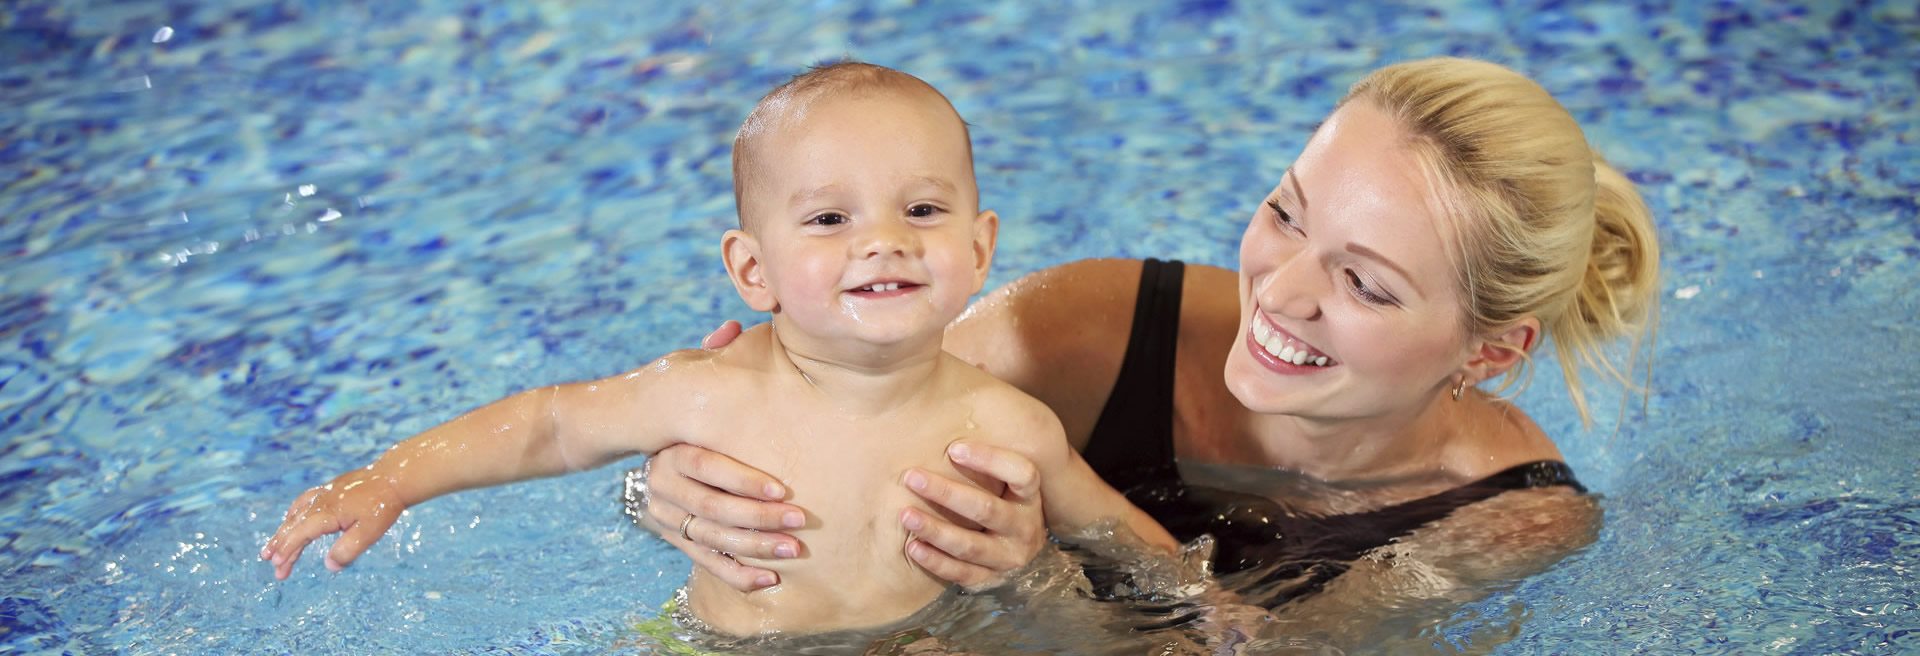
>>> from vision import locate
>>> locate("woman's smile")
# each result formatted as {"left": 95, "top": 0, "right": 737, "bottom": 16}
{"left": 1246, "top": 309, "right": 1338, "bottom": 373}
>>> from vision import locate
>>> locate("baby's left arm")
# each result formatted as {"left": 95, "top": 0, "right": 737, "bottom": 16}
{"left": 1007, "top": 400, "right": 1178, "bottom": 553}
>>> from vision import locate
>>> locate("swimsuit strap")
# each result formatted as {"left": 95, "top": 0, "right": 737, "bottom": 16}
{"left": 1081, "top": 258, "right": 1185, "bottom": 493}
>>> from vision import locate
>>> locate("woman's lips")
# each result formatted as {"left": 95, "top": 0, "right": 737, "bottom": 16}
{"left": 1246, "top": 312, "right": 1336, "bottom": 373}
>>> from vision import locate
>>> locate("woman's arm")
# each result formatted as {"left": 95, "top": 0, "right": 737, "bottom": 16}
{"left": 1266, "top": 488, "right": 1601, "bottom": 649}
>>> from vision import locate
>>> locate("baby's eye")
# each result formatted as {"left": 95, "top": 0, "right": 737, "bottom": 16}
{"left": 907, "top": 203, "right": 939, "bottom": 218}
{"left": 807, "top": 212, "right": 848, "bottom": 226}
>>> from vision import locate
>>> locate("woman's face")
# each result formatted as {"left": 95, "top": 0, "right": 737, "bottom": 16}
{"left": 1224, "top": 100, "right": 1476, "bottom": 423}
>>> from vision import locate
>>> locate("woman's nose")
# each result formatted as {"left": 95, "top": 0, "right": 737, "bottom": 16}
{"left": 1257, "top": 251, "right": 1325, "bottom": 320}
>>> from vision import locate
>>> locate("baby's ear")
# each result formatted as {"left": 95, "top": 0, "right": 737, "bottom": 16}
{"left": 969, "top": 210, "right": 1000, "bottom": 293}
{"left": 721, "top": 230, "right": 778, "bottom": 312}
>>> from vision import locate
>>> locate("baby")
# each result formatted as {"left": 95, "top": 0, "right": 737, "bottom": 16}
{"left": 260, "top": 62, "right": 1176, "bottom": 636}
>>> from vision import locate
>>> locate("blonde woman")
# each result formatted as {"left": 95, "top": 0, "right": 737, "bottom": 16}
{"left": 635, "top": 57, "right": 1660, "bottom": 621}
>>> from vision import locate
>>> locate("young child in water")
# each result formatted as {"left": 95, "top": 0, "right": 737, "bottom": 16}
{"left": 260, "top": 62, "right": 1176, "bottom": 636}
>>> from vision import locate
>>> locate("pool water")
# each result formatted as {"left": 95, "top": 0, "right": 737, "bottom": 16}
{"left": 3, "top": 0, "right": 1916, "bottom": 653}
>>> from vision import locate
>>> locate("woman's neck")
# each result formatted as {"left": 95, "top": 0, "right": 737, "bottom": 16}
{"left": 1241, "top": 392, "right": 1464, "bottom": 486}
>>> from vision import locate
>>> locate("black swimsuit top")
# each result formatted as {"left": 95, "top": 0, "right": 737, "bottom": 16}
{"left": 1080, "top": 259, "right": 1586, "bottom": 608}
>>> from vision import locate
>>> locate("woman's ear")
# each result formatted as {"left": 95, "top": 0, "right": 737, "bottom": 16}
{"left": 969, "top": 210, "right": 1000, "bottom": 293}
{"left": 1464, "top": 316, "right": 1539, "bottom": 382}
{"left": 722, "top": 229, "right": 778, "bottom": 312}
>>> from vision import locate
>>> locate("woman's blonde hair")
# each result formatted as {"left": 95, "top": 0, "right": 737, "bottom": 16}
{"left": 1343, "top": 57, "right": 1660, "bottom": 423}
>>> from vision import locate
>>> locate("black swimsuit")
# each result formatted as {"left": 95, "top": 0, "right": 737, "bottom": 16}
{"left": 1080, "top": 259, "right": 1586, "bottom": 607}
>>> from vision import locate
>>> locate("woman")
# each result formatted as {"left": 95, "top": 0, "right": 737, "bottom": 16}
{"left": 633, "top": 57, "right": 1658, "bottom": 622}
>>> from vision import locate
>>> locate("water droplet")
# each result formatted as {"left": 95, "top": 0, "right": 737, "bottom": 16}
{"left": 152, "top": 26, "right": 174, "bottom": 43}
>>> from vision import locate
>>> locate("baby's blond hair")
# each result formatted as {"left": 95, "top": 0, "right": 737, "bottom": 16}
{"left": 731, "top": 62, "right": 973, "bottom": 228}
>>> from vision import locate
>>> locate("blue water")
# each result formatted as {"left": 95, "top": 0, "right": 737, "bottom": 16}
{"left": 3, "top": 0, "right": 1916, "bottom": 653}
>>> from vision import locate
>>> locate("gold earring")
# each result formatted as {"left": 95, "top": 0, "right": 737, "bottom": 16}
{"left": 1452, "top": 377, "right": 1468, "bottom": 401}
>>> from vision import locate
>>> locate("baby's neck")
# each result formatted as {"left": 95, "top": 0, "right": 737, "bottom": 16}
{"left": 765, "top": 324, "right": 947, "bottom": 417}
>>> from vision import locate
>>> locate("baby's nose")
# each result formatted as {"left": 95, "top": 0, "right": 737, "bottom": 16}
{"left": 858, "top": 220, "right": 920, "bottom": 259}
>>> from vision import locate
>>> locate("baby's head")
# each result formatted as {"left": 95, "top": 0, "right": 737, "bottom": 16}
{"left": 720, "top": 62, "right": 998, "bottom": 357}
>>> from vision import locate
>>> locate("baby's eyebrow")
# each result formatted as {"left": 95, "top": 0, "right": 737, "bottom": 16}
{"left": 907, "top": 175, "right": 958, "bottom": 194}
{"left": 789, "top": 184, "right": 844, "bottom": 207}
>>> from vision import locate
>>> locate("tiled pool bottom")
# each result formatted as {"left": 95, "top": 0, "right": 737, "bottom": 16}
{"left": 3, "top": 0, "right": 1918, "bottom": 652}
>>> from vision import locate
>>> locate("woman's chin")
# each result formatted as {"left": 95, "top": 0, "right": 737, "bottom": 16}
{"left": 1224, "top": 352, "right": 1315, "bottom": 415}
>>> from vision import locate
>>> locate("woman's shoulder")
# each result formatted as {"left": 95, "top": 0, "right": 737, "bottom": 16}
{"left": 1441, "top": 391, "right": 1568, "bottom": 480}
{"left": 944, "top": 258, "right": 1151, "bottom": 448}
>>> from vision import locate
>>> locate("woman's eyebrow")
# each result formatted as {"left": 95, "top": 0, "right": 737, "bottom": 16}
{"left": 1283, "top": 169, "right": 1308, "bottom": 213}
{"left": 1346, "top": 242, "right": 1419, "bottom": 293}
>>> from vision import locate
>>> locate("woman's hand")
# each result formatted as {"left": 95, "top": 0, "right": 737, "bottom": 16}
{"left": 635, "top": 445, "right": 809, "bottom": 591}
{"left": 899, "top": 442, "right": 1048, "bottom": 591}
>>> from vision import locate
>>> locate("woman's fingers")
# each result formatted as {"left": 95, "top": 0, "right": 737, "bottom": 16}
{"left": 903, "top": 468, "right": 1022, "bottom": 531}
{"left": 901, "top": 508, "right": 1023, "bottom": 572}
{"left": 946, "top": 442, "right": 1041, "bottom": 502}
{"left": 904, "top": 537, "right": 1001, "bottom": 591}
{"left": 656, "top": 510, "right": 782, "bottom": 591}
{"left": 648, "top": 446, "right": 805, "bottom": 531}
{"left": 700, "top": 320, "right": 744, "bottom": 350}
{"left": 680, "top": 505, "right": 803, "bottom": 561}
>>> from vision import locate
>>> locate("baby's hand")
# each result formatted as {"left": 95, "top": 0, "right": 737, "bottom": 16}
{"left": 260, "top": 467, "right": 408, "bottom": 580}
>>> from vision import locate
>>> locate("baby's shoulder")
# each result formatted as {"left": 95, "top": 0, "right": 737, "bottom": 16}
{"left": 940, "top": 354, "right": 1066, "bottom": 444}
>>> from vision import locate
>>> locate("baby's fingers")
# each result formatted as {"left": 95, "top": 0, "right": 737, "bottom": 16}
{"left": 324, "top": 510, "right": 396, "bottom": 573}
{"left": 268, "top": 511, "right": 344, "bottom": 580}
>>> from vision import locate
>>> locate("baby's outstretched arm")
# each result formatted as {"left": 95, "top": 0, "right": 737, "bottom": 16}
{"left": 260, "top": 352, "right": 704, "bottom": 579}
{"left": 1005, "top": 399, "right": 1178, "bottom": 553}
{"left": 1031, "top": 437, "right": 1179, "bottom": 554}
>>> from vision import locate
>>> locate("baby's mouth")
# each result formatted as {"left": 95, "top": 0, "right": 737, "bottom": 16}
{"left": 846, "top": 281, "right": 924, "bottom": 297}
{"left": 1250, "top": 314, "right": 1335, "bottom": 367}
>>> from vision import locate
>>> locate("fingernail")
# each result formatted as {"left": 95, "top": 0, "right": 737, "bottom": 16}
{"left": 763, "top": 482, "right": 786, "bottom": 499}
{"left": 906, "top": 541, "right": 925, "bottom": 561}
{"left": 782, "top": 511, "right": 805, "bottom": 528}
{"left": 948, "top": 443, "right": 971, "bottom": 461}
{"left": 324, "top": 556, "right": 342, "bottom": 573}
{"left": 775, "top": 543, "right": 797, "bottom": 559}
{"left": 901, "top": 510, "right": 924, "bottom": 531}
{"left": 259, "top": 546, "right": 272, "bottom": 560}
{"left": 904, "top": 471, "right": 928, "bottom": 491}
{"left": 754, "top": 574, "right": 777, "bottom": 588}
{"left": 272, "top": 554, "right": 285, "bottom": 566}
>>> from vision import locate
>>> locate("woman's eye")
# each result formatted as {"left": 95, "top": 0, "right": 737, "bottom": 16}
{"left": 807, "top": 212, "right": 848, "bottom": 226}
{"left": 907, "top": 203, "right": 938, "bottom": 218}
{"left": 1267, "top": 200, "right": 1299, "bottom": 231}
{"left": 1346, "top": 270, "right": 1393, "bottom": 305}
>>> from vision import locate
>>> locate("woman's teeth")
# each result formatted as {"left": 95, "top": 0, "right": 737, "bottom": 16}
{"left": 1252, "top": 318, "right": 1331, "bottom": 367}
